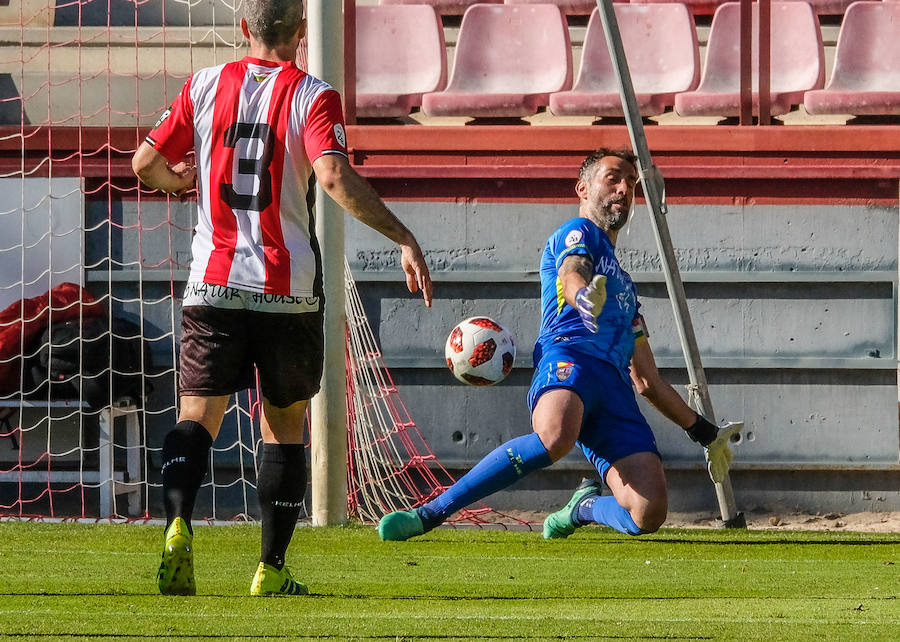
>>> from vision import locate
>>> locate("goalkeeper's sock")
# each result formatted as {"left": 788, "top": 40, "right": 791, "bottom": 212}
{"left": 162, "top": 420, "right": 213, "bottom": 533}
{"left": 577, "top": 495, "right": 644, "bottom": 535}
{"left": 418, "top": 432, "right": 552, "bottom": 530}
{"left": 257, "top": 443, "right": 306, "bottom": 570}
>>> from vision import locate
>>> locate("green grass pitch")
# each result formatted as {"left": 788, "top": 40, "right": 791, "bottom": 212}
{"left": 0, "top": 522, "right": 897, "bottom": 641}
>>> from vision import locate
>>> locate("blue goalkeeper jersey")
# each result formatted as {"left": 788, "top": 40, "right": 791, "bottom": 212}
{"left": 536, "top": 217, "right": 644, "bottom": 380}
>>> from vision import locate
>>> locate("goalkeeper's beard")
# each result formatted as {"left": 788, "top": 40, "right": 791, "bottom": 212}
{"left": 593, "top": 196, "right": 630, "bottom": 232}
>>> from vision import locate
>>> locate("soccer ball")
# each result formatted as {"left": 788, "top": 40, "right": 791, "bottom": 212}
{"left": 444, "top": 316, "right": 516, "bottom": 386}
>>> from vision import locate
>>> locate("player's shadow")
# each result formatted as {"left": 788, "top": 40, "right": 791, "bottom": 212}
{"left": 644, "top": 537, "right": 900, "bottom": 546}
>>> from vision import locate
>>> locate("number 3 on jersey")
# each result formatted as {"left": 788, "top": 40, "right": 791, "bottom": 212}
{"left": 221, "top": 122, "right": 275, "bottom": 212}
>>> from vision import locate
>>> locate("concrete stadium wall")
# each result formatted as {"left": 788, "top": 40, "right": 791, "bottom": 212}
{"left": 68, "top": 198, "right": 899, "bottom": 517}
{"left": 346, "top": 200, "right": 900, "bottom": 515}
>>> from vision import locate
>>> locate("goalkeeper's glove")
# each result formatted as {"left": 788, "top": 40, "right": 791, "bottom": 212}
{"left": 574, "top": 274, "right": 607, "bottom": 334}
{"left": 686, "top": 416, "right": 743, "bottom": 484}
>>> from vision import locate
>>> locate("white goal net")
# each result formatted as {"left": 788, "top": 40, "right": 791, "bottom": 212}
{"left": 0, "top": 0, "right": 528, "bottom": 529}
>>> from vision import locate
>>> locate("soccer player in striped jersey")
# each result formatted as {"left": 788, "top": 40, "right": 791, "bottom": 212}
{"left": 132, "top": 0, "right": 432, "bottom": 596}
{"left": 379, "top": 149, "right": 725, "bottom": 542}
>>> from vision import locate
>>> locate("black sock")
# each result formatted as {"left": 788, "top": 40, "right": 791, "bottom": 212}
{"left": 257, "top": 443, "right": 307, "bottom": 570}
{"left": 161, "top": 420, "right": 213, "bottom": 533}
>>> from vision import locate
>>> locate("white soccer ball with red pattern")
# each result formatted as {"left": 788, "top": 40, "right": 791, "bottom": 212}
{"left": 444, "top": 316, "right": 516, "bottom": 386}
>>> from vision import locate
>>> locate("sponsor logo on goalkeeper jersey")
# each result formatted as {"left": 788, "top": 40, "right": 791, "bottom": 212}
{"left": 564, "top": 229, "right": 583, "bottom": 247}
{"left": 555, "top": 361, "right": 575, "bottom": 381}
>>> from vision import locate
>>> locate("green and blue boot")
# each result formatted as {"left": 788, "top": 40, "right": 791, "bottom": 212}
{"left": 542, "top": 478, "right": 603, "bottom": 539}
{"left": 377, "top": 509, "right": 426, "bottom": 541}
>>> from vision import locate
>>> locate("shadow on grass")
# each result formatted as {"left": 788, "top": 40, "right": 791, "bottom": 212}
{"left": 3, "top": 633, "right": 712, "bottom": 640}
{"left": 643, "top": 538, "right": 900, "bottom": 546}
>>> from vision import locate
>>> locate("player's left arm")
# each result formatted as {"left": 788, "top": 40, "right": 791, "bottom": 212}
{"left": 312, "top": 153, "right": 433, "bottom": 307}
{"left": 132, "top": 143, "right": 196, "bottom": 197}
{"left": 630, "top": 337, "right": 717, "bottom": 445}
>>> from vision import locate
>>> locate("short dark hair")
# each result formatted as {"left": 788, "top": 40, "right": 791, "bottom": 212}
{"left": 244, "top": 0, "right": 305, "bottom": 48}
{"left": 579, "top": 148, "right": 638, "bottom": 182}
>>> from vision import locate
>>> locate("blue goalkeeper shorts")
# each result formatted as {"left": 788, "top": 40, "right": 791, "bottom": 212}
{"left": 527, "top": 342, "right": 661, "bottom": 481}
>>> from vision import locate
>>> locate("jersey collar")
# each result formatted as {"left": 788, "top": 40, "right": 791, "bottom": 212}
{"left": 242, "top": 56, "right": 297, "bottom": 70}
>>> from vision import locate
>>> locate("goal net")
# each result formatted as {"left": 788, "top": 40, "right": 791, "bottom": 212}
{"left": 0, "top": 0, "right": 530, "bottom": 530}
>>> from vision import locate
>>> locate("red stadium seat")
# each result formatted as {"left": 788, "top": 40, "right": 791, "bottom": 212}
{"left": 628, "top": 0, "right": 730, "bottom": 16}
{"left": 421, "top": 4, "right": 572, "bottom": 118}
{"left": 630, "top": 0, "right": 851, "bottom": 17}
{"left": 356, "top": 5, "right": 447, "bottom": 118}
{"left": 674, "top": 2, "right": 825, "bottom": 118}
{"left": 804, "top": 2, "right": 900, "bottom": 116}
{"left": 378, "top": 0, "right": 502, "bottom": 15}
{"left": 503, "top": 0, "right": 623, "bottom": 15}
{"left": 798, "top": 0, "right": 858, "bottom": 16}
{"left": 549, "top": 4, "right": 700, "bottom": 118}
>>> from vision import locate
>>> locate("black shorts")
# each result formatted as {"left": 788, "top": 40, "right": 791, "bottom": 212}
{"left": 179, "top": 305, "right": 324, "bottom": 408}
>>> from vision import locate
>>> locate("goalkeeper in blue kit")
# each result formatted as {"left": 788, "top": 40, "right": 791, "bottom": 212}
{"left": 379, "top": 149, "right": 732, "bottom": 541}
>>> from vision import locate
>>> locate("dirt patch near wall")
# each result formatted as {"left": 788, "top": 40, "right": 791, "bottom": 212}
{"left": 482, "top": 510, "right": 900, "bottom": 533}
{"left": 665, "top": 510, "right": 900, "bottom": 533}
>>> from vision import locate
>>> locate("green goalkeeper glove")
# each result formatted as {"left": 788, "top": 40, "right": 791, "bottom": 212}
{"left": 686, "top": 416, "right": 743, "bottom": 483}
{"left": 703, "top": 421, "right": 744, "bottom": 484}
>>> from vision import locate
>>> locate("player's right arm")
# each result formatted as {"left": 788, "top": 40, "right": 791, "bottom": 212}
{"left": 133, "top": 76, "right": 196, "bottom": 196}
{"left": 558, "top": 255, "right": 606, "bottom": 333}
{"left": 132, "top": 144, "right": 196, "bottom": 197}
{"left": 312, "top": 153, "right": 433, "bottom": 308}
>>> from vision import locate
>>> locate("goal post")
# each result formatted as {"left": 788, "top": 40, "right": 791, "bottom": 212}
{"left": 307, "top": 0, "right": 348, "bottom": 527}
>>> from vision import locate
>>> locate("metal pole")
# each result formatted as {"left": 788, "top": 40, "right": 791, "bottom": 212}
{"left": 739, "top": 0, "right": 753, "bottom": 125}
{"left": 758, "top": 0, "right": 771, "bottom": 126}
{"left": 596, "top": 0, "right": 744, "bottom": 526}
{"left": 307, "top": 0, "right": 348, "bottom": 527}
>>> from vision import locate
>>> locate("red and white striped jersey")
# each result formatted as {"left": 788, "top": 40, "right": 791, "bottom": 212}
{"left": 146, "top": 56, "right": 348, "bottom": 299}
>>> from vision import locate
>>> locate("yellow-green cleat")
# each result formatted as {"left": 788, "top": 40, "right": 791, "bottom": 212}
{"left": 377, "top": 509, "right": 425, "bottom": 541}
{"left": 250, "top": 562, "right": 309, "bottom": 596}
{"left": 542, "top": 478, "right": 602, "bottom": 539}
{"left": 157, "top": 517, "right": 196, "bottom": 595}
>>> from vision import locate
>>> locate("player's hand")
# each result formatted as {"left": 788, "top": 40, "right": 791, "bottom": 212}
{"left": 168, "top": 161, "right": 196, "bottom": 198}
{"left": 574, "top": 274, "right": 607, "bottom": 333}
{"left": 400, "top": 242, "right": 433, "bottom": 308}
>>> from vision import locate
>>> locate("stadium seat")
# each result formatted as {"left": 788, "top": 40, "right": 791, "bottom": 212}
{"left": 549, "top": 5, "right": 700, "bottom": 118}
{"left": 804, "top": 2, "right": 900, "bottom": 116}
{"left": 674, "top": 2, "right": 825, "bottom": 118}
{"left": 378, "top": 0, "right": 502, "bottom": 16}
{"left": 503, "top": 0, "right": 623, "bottom": 15}
{"left": 421, "top": 4, "right": 572, "bottom": 118}
{"left": 628, "top": 0, "right": 730, "bottom": 17}
{"left": 800, "top": 0, "right": 858, "bottom": 16}
{"left": 356, "top": 5, "right": 447, "bottom": 118}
